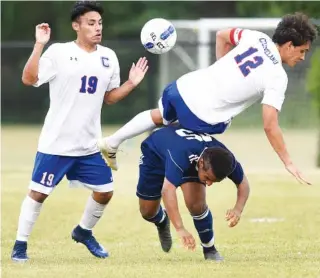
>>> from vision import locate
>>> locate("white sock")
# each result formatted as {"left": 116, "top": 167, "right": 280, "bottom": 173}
{"left": 79, "top": 195, "right": 107, "bottom": 230}
{"left": 106, "top": 110, "right": 156, "bottom": 149}
{"left": 16, "top": 196, "right": 43, "bottom": 242}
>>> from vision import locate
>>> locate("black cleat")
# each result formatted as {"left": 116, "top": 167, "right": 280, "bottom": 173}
{"left": 156, "top": 214, "right": 172, "bottom": 252}
{"left": 203, "top": 246, "right": 224, "bottom": 261}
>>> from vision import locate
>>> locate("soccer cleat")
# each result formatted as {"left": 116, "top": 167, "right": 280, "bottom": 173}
{"left": 203, "top": 246, "right": 224, "bottom": 261}
{"left": 97, "top": 138, "right": 118, "bottom": 171}
{"left": 156, "top": 214, "right": 172, "bottom": 252}
{"left": 11, "top": 240, "right": 29, "bottom": 262}
{"left": 71, "top": 225, "right": 109, "bottom": 259}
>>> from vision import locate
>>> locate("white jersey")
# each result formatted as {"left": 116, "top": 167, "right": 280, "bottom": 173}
{"left": 34, "top": 41, "right": 120, "bottom": 156}
{"left": 176, "top": 28, "right": 288, "bottom": 125}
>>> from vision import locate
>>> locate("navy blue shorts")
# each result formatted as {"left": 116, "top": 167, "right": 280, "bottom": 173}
{"left": 29, "top": 152, "right": 113, "bottom": 195}
{"left": 158, "top": 81, "right": 230, "bottom": 134}
{"left": 136, "top": 142, "right": 201, "bottom": 201}
{"left": 136, "top": 143, "right": 165, "bottom": 201}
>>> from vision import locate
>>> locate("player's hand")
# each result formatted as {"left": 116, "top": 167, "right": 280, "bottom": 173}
{"left": 285, "top": 163, "right": 311, "bottom": 185}
{"left": 128, "top": 57, "right": 149, "bottom": 87}
{"left": 176, "top": 228, "right": 196, "bottom": 251}
{"left": 35, "top": 23, "right": 51, "bottom": 45}
{"left": 225, "top": 208, "right": 241, "bottom": 228}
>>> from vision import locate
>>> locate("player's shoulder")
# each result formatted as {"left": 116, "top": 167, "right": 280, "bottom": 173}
{"left": 97, "top": 44, "right": 118, "bottom": 59}
{"left": 237, "top": 29, "right": 271, "bottom": 45}
{"left": 44, "top": 41, "right": 75, "bottom": 56}
{"left": 46, "top": 41, "right": 73, "bottom": 50}
{"left": 269, "top": 66, "right": 288, "bottom": 85}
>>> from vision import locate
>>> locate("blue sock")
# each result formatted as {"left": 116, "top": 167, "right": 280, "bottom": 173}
{"left": 144, "top": 206, "right": 167, "bottom": 228}
{"left": 192, "top": 207, "right": 215, "bottom": 252}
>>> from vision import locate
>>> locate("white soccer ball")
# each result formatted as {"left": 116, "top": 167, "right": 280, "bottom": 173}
{"left": 140, "top": 18, "right": 177, "bottom": 55}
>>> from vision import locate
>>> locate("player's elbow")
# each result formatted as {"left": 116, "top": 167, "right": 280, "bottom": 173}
{"left": 103, "top": 96, "right": 117, "bottom": 105}
{"left": 263, "top": 122, "right": 278, "bottom": 134}
{"left": 216, "top": 30, "right": 225, "bottom": 40}
{"left": 216, "top": 29, "right": 231, "bottom": 44}
{"left": 21, "top": 74, "right": 37, "bottom": 86}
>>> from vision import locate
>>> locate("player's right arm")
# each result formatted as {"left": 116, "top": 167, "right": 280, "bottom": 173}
{"left": 22, "top": 23, "right": 51, "bottom": 86}
{"left": 161, "top": 178, "right": 196, "bottom": 250}
{"left": 215, "top": 28, "right": 244, "bottom": 60}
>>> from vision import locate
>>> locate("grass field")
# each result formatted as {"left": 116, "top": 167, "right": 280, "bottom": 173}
{"left": 2, "top": 126, "right": 320, "bottom": 278}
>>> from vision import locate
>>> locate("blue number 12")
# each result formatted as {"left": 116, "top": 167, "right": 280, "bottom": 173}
{"left": 80, "top": 76, "right": 98, "bottom": 94}
{"left": 234, "top": 47, "right": 264, "bottom": 77}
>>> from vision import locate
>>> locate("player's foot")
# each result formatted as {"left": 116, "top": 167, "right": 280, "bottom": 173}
{"left": 71, "top": 225, "right": 109, "bottom": 259}
{"left": 97, "top": 138, "right": 118, "bottom": 171}
{"left": 11, "top": 240, "right": 29, "bottom": 262}
{"left": 156, "top": 212, "right": 172, "bottom": 252}
{"left": 203, "top": 245, "right": 224, "bottom": 261}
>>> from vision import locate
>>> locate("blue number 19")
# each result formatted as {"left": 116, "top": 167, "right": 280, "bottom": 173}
{"left": 80, "top": 76, "right": 98, "bottom": 94}
{"left": 234, "top": 47, "right": 264, "bottom": 77}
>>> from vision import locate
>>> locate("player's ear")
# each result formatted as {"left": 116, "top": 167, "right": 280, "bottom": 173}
{"left": 287, "top": 41, "right": 294, "bottom": 50}
{"left": 72, "top": 21, "right": 80, "bottom": 32}
{"left": 198, "top": 157, "right": 204, "bottom": 169}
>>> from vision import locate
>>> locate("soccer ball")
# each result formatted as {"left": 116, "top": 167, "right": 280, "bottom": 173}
{"left": 140, "top": 18, "right": 177, "bottom": 55}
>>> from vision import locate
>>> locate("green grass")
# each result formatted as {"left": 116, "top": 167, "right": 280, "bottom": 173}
{"left": 2, "top": 126, "right": 320, "bottom": 278}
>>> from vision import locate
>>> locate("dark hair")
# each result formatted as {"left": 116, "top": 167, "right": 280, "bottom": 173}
{"left": 71, "top": 1, "right": 104, "bottom": 22}
{"left": 272, "top": 12, "right": 318, "bottom": 46}
{"left": 202, "top": 147, "right": 235, "bottom": 181}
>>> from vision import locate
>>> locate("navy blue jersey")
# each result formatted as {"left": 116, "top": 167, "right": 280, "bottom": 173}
{"left": 141, "top": 126, "right": 244, "bottom": 187}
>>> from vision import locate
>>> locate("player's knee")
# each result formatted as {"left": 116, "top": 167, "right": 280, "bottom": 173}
{"left": 92, "top": 191, "right": 113, "bottom": 205}
{"left": 139, "top": 204, "right": 158, "bottom": 220}
{"left": 186, "top": 201, "right": 207, "bottom": 216}
{"left": 150, "top": 109, "right": 163, "bottom": 126}
{"left": 140, "top": 210, "right": 156, "bottom": 220}
{"left": 28, "top": 190, "right": 48, "bottom": 203}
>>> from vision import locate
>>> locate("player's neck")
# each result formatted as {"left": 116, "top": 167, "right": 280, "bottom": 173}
{"left": 275, "top": 44, "right": 285, "bottom": 63}
{"left": 74, "top": 39, "right": 97, "bottom": 53}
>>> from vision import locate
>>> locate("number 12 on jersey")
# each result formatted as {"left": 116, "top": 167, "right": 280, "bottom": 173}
{"left": 234, "top": 47, "right": 264, "bottom": 77}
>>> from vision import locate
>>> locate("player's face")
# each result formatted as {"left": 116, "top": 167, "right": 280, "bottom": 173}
{"left": 76, "top": 11, "right": 103, "bottom": 44}
{"left": 282, "top": 41, "right": 310, "bottom": 67}
{"left": 197, "top": 159, "right": 218, "bottom": 186}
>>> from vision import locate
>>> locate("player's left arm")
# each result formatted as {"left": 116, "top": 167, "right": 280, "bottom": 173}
{"left": 215, "top": 28, "right": 245, "bottom": 60}
{"left": 225, "top": 162, "right": 250, "bottom": 227}
{"left": 104, "top": 57, "right": 148, "bottom": 105}
{"left": 262, "top": 73, "right": 293, "bottom": 167}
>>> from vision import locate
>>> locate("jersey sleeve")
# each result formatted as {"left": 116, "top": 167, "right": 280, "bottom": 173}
{"left": 230, "top": 28, "right": 263, "bottom": 46}
{"left": 33, "top": 44, "right": 58, "bottom": 87}
{"left": 229, "top": 28, "right": 245, "bottom": 46}
{"left": 106, "top": 52, "right": 120, "bottom": 92}
{"left": 228, "top": 161, "right": 244, "bottom": 185}
{"left": 165, "top": 150, "right": 188, "bottom": 187}
{"left": 261, "top": 71, "right": 288, "bottom": 111}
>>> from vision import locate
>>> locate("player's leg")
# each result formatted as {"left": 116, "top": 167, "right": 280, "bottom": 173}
{"left": 180, "top": 182, "right": 223, "bottom": 261}
{"left": 98, "top": 109, "right": 160, "bottom": 170}
{"left": 136, "top": 145, "right": 172, "bottom": 252}
{"left": 11, "top": 152, "right": 72, "bottom": 262}
{"left": 67, "top": 152, "right": 114, "bottom": 259}
{"left": 98, "top": 81, "right": 178, "bottom": 171}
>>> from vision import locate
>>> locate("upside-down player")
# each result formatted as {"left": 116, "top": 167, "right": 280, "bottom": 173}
{"left": 136, "top": 126, "right": 250, "bottom": 260}
{"left": 99, "top": 13, "right": 317, "bottom": 186}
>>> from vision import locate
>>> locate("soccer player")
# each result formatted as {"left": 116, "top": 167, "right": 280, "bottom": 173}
{"left": 136, "top": 126, "right": 250, "bottom": 260}
{"left": 99, "top": 12, "right": 317, "bottom": 185}
{"left": 11, "top": 1, "right": 148, "bottom": 262}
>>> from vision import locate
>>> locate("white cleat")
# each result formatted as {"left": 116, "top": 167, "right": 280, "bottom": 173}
{"left": 98, "top": 139, "right": 119, "bottom": 171}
